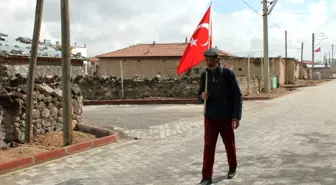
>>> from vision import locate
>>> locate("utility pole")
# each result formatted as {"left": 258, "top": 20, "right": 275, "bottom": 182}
{"left": 301, "top": 42, "right": 304, "bottom": 62}
{"left": 25, "top": 0, "right": 44, "bottom": 143}
{"left": 285, "top": 30, "right": 287, "bottom": 58}
{"left": 312, "top": 33, "right": 315, "bottom": 80}
{"left": 247, "top": 56, "right": 250, "bottom": 95}
{"left": 332, "top": 44, "right": 334, "bottom": 64}
{"left": 262, "top": 0, "right": 270, "bottom": 92}
{"left": 261, "top": 0, "right": 278, "bottom": 92}
{"left": 60, "top": 0, "right": 73, "bottom": 146}
{"left": 261, "top": 57, "right": 264, "bottom": 78}
{"left": 312, "top": 32, "right": 328, "bottom": 79}
{"left": 329, "top": 52, "right": 331, "bottom": 66}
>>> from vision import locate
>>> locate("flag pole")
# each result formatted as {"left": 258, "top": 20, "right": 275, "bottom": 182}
{"left": 203, "top": 2, "right": 212, "bottom": 114}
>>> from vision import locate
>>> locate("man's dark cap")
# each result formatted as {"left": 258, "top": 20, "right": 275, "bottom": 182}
{"left": 204, "top": 48, "right": 220, "bottom": 58}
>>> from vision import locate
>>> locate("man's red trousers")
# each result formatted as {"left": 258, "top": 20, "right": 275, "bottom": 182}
{"left": 202, "top": 117, "right": 237, "bottom": 179}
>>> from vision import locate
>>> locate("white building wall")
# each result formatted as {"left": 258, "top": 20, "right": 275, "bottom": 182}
{"left": 71, "top": 45, "right": 89, "bottom": 74}
{"left": 71, "top": 46, "right": 88, "bottom": 58}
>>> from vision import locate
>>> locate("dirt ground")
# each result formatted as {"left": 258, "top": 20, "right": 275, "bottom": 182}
{"left": 0, "top": 131, "right": 96, "bottom": 162}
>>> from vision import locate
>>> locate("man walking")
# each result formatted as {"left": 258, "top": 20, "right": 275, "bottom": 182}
{"left": 198, "top": 48, "right": 242, "bottom": 185}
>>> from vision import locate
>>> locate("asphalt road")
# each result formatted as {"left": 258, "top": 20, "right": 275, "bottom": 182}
{"left": 83, "top": 104, "right": 204, "bottom": 129}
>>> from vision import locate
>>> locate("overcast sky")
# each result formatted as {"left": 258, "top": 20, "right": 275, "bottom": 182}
{"left": 0, "top": 0, "right": 335, "bottom": 60}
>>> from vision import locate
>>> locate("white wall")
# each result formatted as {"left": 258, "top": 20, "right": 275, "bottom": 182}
{"left": 71, "top": 45, "right": 88, "bottom": 74}
{"left": 71, "top": 47, "right": 88, "bottom": 58}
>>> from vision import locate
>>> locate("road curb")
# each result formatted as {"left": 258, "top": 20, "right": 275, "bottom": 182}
{"left": 82, "top": 91, "right": 297, "bottom": 105}
{"left": 0, "top": 157, "right": 33, "bottom": 174}
{"left": 244, "top": 89, "right": 298, "bottom": 100}
{"left": 283, "top": 80, "right": 331, "bottom": 88}
{"left": 83, "top": 99, "right": 198, "bottom": 105}
{"left": 0, "top": 132, "right": 120, "bottom": 175}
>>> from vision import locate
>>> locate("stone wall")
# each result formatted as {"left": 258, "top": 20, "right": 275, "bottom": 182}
{"left": 5, "top": 64, "right": 84, "bottom": 77}
{"left": 238, "top": 76, "right": 264, "bottom": 95}
{"left": 0, "top": 64, "right": 83, "bottom": 148}
{"left": 73, "top": 75, "right": 264, "bottom": 100}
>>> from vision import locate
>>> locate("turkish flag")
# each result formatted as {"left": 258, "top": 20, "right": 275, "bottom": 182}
{"left": 314, "top": 47, "right": 321, "bottom": 53}
{"left": 177, "top": 5, "right": 212, "bottom": 75}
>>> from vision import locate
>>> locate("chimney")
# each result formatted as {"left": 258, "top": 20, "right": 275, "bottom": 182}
{"left": 84, "top": 44, "right": 86, "bottom": 48}
{"left": 185, "top": 37, "right": 188, "bottom": 43}
{"left": 56, "top": 41, "right": 60, "bottom": 49}
{"left": 153, "top": 41, "right": 155, "bottom": 45}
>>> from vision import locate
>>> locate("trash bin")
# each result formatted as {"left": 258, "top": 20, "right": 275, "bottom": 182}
{"left": 272, "top": 76, "right": 278, "bottom": 88}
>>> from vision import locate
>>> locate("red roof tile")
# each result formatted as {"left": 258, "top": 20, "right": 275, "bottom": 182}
{"left": 88, "top": 57, "right": 99, "bottom": 62}
{"left": 97, "top": 42, "right": 237, "bottom": 58}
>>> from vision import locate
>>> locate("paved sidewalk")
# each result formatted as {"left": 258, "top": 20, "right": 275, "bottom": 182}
{"left": 1, "top": 80, "right": 336, "bottom": 185}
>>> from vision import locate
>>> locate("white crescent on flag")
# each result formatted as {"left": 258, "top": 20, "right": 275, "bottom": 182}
{"left": 190, "top": 23, "right": 210, "bottom": 47}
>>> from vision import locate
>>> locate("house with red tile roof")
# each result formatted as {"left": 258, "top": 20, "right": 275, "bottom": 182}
{"left": 95, "top": 41, "right": 236, "bottom": 78}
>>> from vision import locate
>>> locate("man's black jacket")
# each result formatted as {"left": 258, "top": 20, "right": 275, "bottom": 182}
{"left": 198, "top": 67, "right": 242, "bottom": 120}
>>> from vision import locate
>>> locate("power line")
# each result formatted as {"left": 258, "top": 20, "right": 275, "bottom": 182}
{"left": 233, "top": 47, "right": 300, "bottom": 54}
{"left": 314, "top": 33, "right": 328, "bottom": 48}
{"left": 238, "top": 0, "right": 261, "bottom": 16}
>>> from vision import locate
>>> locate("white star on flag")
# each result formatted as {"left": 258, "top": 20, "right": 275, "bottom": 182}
{"left": 189, "top": 38, "right": 197, "bottom": 46}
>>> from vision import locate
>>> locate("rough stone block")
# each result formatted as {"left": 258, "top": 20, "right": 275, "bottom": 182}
{"left": 44, "top": 96, "right": 52, "bottom": 103}
{"left": 47, "top": 126, "right": 55, "bottom": 132}
{"left": 59, "top": 108, "right": 63, "bottom": 117}
{"left": 36, "top": 122, "right": 42, "bottom": 129}
{"left": 17, "top": 84, "right": 27, "bottom": 93}
{"left": 0, "top": 132, "right": 5, "bottom": 140}
{"left": 14, "top": 127, "right": 24, "bottom": 142}
{"left": 42, "top": 108, "right": 51, "bottom": 118}
{"left": 50, "top": 107, "right": 58, "bottom": 117}
{"left": 71, "top": 84, "right": 81, "bottom": 95}
{"left": 57, "top": 117, "right": 63, "bottom": 123}
{"left": 38, "top": 93, "right": 45, "bottom": 101}
{"left": 38, "top": 101, "right": 45, "bottom": 109}
{"left": 42, "top": 120, "right": 51, "bottom": 128}
{"left": 53, "top": 89, "right": 62, "bottom": 98}
{"left": 37, "top": 84, "right": 54, "bottom": 95}
{"left": 32, "top": 109, "right": 41, "bottom": 119}
{"left": 55, "top": 122, "right": 63, "bottom": 131}
{"left": 48, "top": 102, "right": 55, "bottom": 109}
{"left": 72, "top": 120, "right": 78, "bottom": 130}
{"left": 0, "top": 140, "right": 9, "bottom": 149}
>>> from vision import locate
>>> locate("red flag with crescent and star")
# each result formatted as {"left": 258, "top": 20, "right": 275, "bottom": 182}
{"left": 314, "top": 47, "right": 321, "bottom": 53}
{"left": 177, "top": 5, "right": 212, "bottom": 75}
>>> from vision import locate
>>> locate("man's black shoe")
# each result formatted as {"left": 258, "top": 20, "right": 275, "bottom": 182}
{"left": 227, "top": 167, "right": 237, "bottom": 179}
{"left": 199, "top": 178, "right": 213, "bottom": 185}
